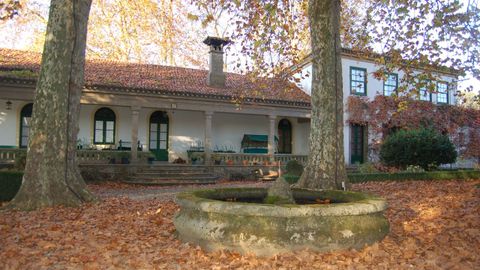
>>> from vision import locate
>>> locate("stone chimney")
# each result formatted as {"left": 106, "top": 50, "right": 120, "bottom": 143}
{"left": 203, "top": 36, "right": 231, "bottom": 87}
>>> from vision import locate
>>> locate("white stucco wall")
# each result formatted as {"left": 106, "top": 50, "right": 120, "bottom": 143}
{"left": 168, "top": 110, "right": 205, "bottom": 160}
{"left": 77, "top": 104, "right": 94, "bottom": 146}
{"left": 290, "top": 118, "right": 310, "bottom": 155}
{"left": 212, "top": 113, "right": 269, "bottom": 153}
{"left": 0, "top": 99, "right": 29, "bottom": 147}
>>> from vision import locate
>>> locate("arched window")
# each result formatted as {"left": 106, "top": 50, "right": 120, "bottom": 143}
{"left": 19, "top": 103, "right": 33, "bottom": 148}
{"left": 94, "top": 107, "right": 115, "bottom": 144}
{"left": 278, "top": 119, "right": 292, "bottom": 154}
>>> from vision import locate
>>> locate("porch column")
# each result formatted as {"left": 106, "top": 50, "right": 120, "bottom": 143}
{"left": 131, "top": 106, "right": 141, "bottom": 163}
{"left": 204, "top": 111, "right": 213, "bottom": 165}
{"left": 268, "top": 115, "right": 276, "bottom": 160}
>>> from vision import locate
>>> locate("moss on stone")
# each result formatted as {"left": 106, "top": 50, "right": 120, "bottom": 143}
{"left": 264, "top": 195, "right": 295, "bottom": 205}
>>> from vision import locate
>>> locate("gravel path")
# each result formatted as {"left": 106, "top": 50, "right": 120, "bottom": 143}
{"left": 90, "top": 181, "right": 272, "bottom": 201}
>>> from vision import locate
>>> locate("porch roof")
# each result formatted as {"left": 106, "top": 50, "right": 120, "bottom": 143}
{"left": 0, "top": 48, "right": 311, "bottom": 107}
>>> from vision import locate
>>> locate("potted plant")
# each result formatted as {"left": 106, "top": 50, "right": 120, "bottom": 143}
{"left": 212, "top": 154, "right": 222, "bottom": 165}
{"left": 142, "top": 152, "right": 155, "bottom": 164}
{"left": 119, "top": 152, "right": 130, "bottom": 164}
{"left": 191, "top": 152, "right": 204, "bottom": 165}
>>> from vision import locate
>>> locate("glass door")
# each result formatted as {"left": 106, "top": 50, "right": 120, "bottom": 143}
{"left": 350, "top": 124, "right": 364, "bottom": 164}
{"left": 149, "top": 111, "right": 169, "bottom": 161}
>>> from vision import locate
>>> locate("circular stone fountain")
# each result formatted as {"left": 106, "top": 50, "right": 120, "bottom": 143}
{"left": 174, "top": 188, "right": 389, "bottom": 256}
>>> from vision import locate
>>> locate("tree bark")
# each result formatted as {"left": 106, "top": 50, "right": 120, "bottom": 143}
{"left": 7, "top": 0, "right": 95, "bottom": 210}
{"left": 296, "top": 0, "right": 348, "bottom": 190}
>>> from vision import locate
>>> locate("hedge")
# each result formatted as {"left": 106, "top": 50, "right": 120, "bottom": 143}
{"left": 0, "top": 171, "right": 23, "bottom": 201}
{"left": 281, "top": 170, "right": 480, "bottom": 184}
{"left": 348, "top": 170, "right": 480, "bottom": 183}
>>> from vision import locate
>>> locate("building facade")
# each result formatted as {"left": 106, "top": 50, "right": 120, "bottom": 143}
{"left": 0, "top": 40, "right": 458, "bottom": 165}
{"left": 294, "top": 49, "right": 458, "bottom": 164}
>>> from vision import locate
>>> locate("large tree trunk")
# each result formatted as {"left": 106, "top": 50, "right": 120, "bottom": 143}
{"left": 8, "top": 0, "right": 95, "bottom": 210}
{"left": 296, "top": 0, "right": 348, "bottom": 190}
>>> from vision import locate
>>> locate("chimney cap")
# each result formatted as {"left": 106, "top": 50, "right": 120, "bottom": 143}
{"left": 203, "top": 36, "right": 231, "bottom": 47}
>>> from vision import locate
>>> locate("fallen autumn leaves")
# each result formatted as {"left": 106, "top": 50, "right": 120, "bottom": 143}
{"left": 1, "top": 180, "right": 479, "bottom": 269}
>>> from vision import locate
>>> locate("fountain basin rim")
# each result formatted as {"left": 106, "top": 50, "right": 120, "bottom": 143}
{"left": 175, "top": 188, "right": 387, "bottom": 217}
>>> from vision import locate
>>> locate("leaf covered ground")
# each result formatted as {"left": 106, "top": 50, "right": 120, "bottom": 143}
{"left": 1, "top": 180, "right": 479, "bottom": 269}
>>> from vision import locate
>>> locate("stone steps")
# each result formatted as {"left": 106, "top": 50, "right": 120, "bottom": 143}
{"left": 132, "top": 175, "right": 218, "bottom": 181}
{"left": 124, "top": 178, "right": 217, "bottom": 186}
{"left": 135, "top": 172, "right": 213, "bottom": 178}
{"left": 127, "top": 165, "right": 218, "bottom": 186}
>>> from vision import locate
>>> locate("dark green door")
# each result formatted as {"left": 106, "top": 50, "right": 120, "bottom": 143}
{"left": 149, "top": 111, "right": 169, "bottom": 161}
{"left": 350, "top": 124, "right": 364, "bottom": 164}
{"left": 278, "top": 119, "right": 292, "bottom": 154}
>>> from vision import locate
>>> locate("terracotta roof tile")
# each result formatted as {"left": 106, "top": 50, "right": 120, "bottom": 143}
{"left": 0, "top": 48, "right": 311, "bottom": 105}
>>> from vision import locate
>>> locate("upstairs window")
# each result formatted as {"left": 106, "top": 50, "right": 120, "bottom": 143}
{"left": 350, "top": 67, "right": 367, "bottom": 95}
{"left": 419, "top": 85, "right": 432, "bottom": 101}
{"left": 383, "top": 73, "right": 398, "bottom": 96}
{"left": 437, "top": 82, "right": 449, "bottom": 104}
{"left": 417, "top": 80, "right": 432, "bottom": 101}
{"left": 94, "top": 107, "right": 116, "bottom": 144}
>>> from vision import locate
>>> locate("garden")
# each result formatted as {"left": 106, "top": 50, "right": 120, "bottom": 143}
{"left": 1, "top": 127, "right": 479, "bottom": 268}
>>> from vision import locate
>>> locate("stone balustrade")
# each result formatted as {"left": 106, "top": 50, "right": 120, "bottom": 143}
{"left": 209, "top": 152, "right": 308, "bottom": 165}
{"left": 0, "top": 148, "right": 307, "bottom": 166}
{"left": 0, "top": 148, "right": 153, "bottom": 164}
{"left": 0, "top": 148, "right": 22, "bottom": 163}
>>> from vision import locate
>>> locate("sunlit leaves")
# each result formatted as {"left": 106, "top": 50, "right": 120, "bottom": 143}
{"left": 0, "top": 0, "right": 21, "bottom": 21}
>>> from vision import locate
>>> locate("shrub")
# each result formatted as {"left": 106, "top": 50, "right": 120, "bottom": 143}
{"left": 358, "top": 162, "right": 379, "bottom": 174}
{"left": 405, "top": 165, "right": 425, "bottom": 173}
{"left": 286, "top": 160, "right": 303, "bottom": 176}
{"left": 0, "top": 171, "right": 23, "bottom": 201}
{"left": 283, "top": 173, "right": 300, "bottom": 184}
{"left": 380, "top": 128, "right": 457, "bottom": 170}
{"left": 173, "top": 157, "right": 186, "bottom": 164}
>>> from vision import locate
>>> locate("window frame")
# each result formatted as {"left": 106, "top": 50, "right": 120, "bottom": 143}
{"left": 383, "top": 73, "right": 398, "bottom": 97}
{"left": 350, "top": 67, "right": 367, "bottom": 96}
{"left": 93, "top": 107, "right": 116, "bottom": 145}
{"left": 436, "top": 81, "right": 449, "bottom": 105}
